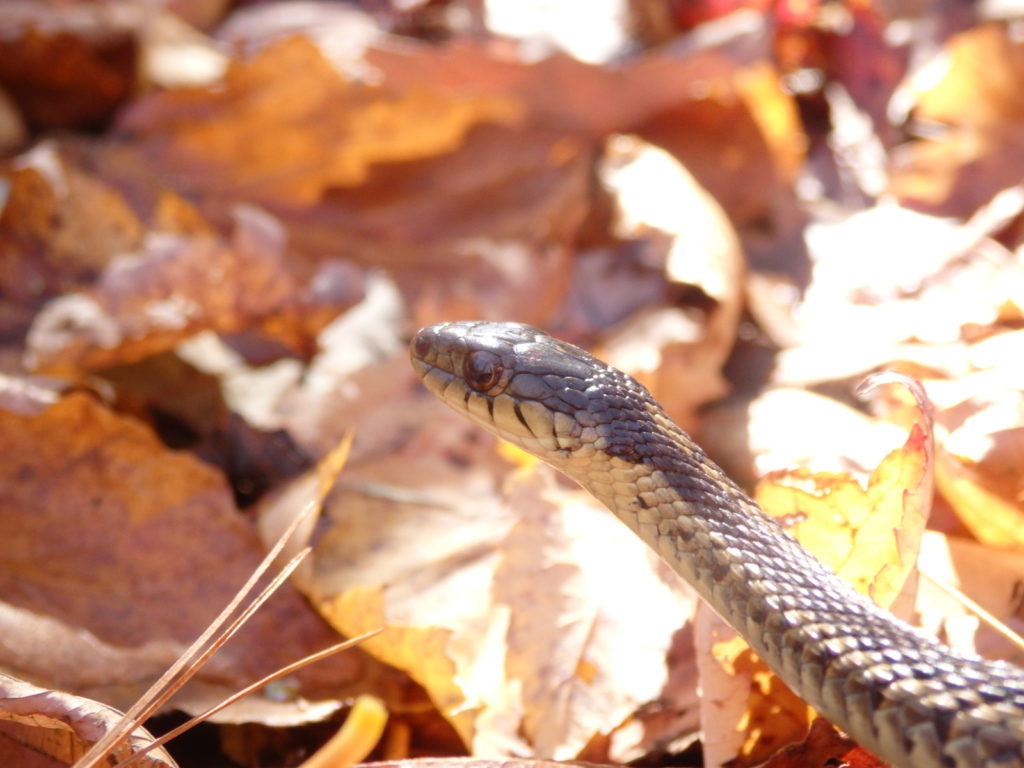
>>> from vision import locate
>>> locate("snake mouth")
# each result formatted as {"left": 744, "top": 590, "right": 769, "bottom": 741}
{"left": 409, "top": 355, "right": 450, "bottom": 400}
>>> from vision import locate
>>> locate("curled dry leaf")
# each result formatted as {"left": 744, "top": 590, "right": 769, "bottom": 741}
{"left": 0, "top": 672, "right": 174, "bottom": 768}
{"left": 0, "top": 389, "right": 377, "bottom": 720}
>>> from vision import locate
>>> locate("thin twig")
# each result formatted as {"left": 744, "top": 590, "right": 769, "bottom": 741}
{"left": 75, "top": 432, "right": 355, "bottom": 768}
{"left": 115, "top": 629, "right": 383, "bottom": 768}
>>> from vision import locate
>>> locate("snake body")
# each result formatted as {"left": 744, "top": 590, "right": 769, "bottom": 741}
{"left": 411, "top": 321, "right": 1024, "bottom": 768}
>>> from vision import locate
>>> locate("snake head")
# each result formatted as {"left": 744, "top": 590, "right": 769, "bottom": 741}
{"left": 411, "top": 321, "right": 625, "bottom": 464}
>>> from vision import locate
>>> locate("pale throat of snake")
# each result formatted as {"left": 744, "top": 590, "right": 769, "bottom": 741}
{"left": 410, "top": 320, "right": 1024, "bottom": 768}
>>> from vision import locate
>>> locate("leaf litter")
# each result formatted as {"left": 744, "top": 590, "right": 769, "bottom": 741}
{"left": 0, "top": 2, "right": 1023, "bottom": 767}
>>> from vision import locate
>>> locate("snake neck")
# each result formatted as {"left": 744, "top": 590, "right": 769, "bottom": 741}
{"left": 570, "top": 411, "right": 1024, "bottom": 768}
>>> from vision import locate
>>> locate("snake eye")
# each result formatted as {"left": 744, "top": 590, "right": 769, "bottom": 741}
{"left": 412, "top": 335, "right": 432, "bottom": 360}
{"left": 464, "top": 350, "right": 502, "bottom": 392}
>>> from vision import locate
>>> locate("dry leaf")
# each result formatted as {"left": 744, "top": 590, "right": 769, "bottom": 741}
{"left": 366, "top": 20, "right": 769, "bottom": 138}
{"left": 115, "top": 36, "right": 523, "bottom": 207}
{"left": 368, "top": 17, "right": 804, "bottom": 239}
{"left": 25, "top": 205, "right": 313, "bottom": 375}
{"left": 0, "top": 672, "right": 174, "bottom": 768}
{"left": 314, "top": 458, "right": 696, "bottom": 760}
{"left": 595, "top": 135, "right": 743, "bottom": 430}
{"left": 936, "top": 449, "right": 1024, "bottom": 551}
{"left": 0, "top": 144, "right": 144, "bottom": 301}
{"left": 0, "top": 1, "right": 138, "bottom": 131}
{"left": 255, "top": 433, "right": 353, "bottom": 594}
{"left": 772, "top": 199, "right": 1024, "bottom": 386}
{"left": 0, "top": 390, "right": 375, "bottom": 718}
{"left": 276, "top": 123, "right": 588, "bottom": 326}
{"left": 890, "top": 23, "right": 1024, "bottom": 215}
{"left": 635, "top": 59, "right": 804, "bottom": 235}
{"left": 925, "top": 344, "right": 1024, "bottom": 550}
{"left": 2, "top": 3, "right": 1024, "bottom": 766}
{"left": 696, "top": 606, "right": 811, "bottom": 768}
{"left": 756, "top": 376, "right": 933, "bottom": 610}
{"left": 916, "top": 531, "right": 1024, "bottom": 666}
{"left": 754, "top": 716, "right": 875, "bottom": 768}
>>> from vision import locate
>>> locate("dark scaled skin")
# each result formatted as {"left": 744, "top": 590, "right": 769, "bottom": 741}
{"left": 412, "top": 321, "right": 1024, "bottom": 768}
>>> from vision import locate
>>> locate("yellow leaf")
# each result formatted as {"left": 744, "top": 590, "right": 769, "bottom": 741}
{"left": 936, "top": 448, "right": 1024, "bottom": 551}
{"left": 320, "top": 585, "right": 477, "bottom": 747}
{"left": 756, "top": 421, "right": 931, "bottom": 609}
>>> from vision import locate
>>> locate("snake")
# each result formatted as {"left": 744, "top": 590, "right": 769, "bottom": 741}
{"left": 410, "top": 320, "right": 1024, "bottom": 768}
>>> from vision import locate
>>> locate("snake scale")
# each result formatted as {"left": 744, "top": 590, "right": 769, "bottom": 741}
{"left": 410, "top": 321, "right": 1024, "bottom": 768}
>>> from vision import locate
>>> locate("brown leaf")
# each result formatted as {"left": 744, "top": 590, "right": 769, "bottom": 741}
{"left": 98, "top": 351, "right": 310, "bottom": 506}
{"left": 281, "top": 124, "right": 587, "bottom": 327}
{"left": 0, "top": 144, "right": 145, "bottom": 302}
{"left": 488, "top": 470, "right": 694, "bottom": 760}
{"left": 365, "top": 759, "right": 614, "bottom": 768}
{"left": 751, "top": 716, "right": 874, "bottom": 768}
{"left": 0, "top": 2, "right": 138, "bottom": 131}
{"left": 366, "top": 26, "right": 770, "bottom": 138}
{"left": 312, "top": 442, "right": 696, "bottom": 758}
{"left": 24, "top": 205, "right": 314, "bottom": 375}
{"left": 102, "top": 41, "right": 591, "bottom": 326}
{"left": 367, "top": 20, "right": 804, "bottom": 240}
{"left": 115, "top": 36, "right": 523, "bottom": 207}
{"left": 0, "top": 672, "right": 174, "bottom": 768}
{"left": 255, "top": 434, "right": 353, "bottom": 595}
{"left": 0, "top": 390, "right": 375, "bottom": 717}
{"left": 634, "top": 60, "right": 804, "bottom": 235}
